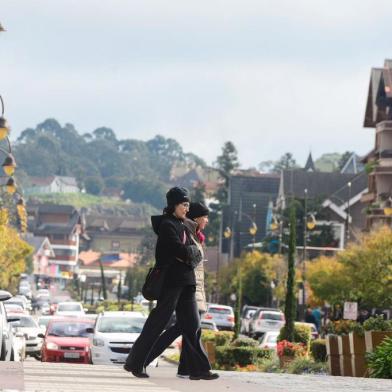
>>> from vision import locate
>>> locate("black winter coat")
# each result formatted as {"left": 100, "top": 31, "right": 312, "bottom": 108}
{"left": 151, "top": 214, "right": 201, "bottom": 287}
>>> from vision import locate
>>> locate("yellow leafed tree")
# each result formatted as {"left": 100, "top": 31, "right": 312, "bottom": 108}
{"left": 0, "top": 216, "right": 33, "bottom": 290}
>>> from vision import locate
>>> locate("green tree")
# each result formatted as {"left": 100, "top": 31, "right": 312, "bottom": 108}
{"left": 84, "top": 176, "right": 104, "bottom": 195}
{"left": 273, "top": 152, "right": 298, "bottom": 172}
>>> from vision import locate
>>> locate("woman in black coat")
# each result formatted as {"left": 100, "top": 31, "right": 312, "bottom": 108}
{"left": 124, "top": 187, "right": 218, "bottom": 380}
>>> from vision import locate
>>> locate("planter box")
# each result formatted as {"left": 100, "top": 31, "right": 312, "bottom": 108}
{"left": 279, "top": 355, "right": 295, "bottom": 368}
{"left": 349, "top": 333, "right": 366, "bottom": 355}
{"left": 364, "top": 331, "right": 392, "bottom": 353}
{"left": 338, "top": 335, "right": 353, "bottom": 377}
{"left": 326, "top": 335, "right": 340, "bottom": 376}
{"left": 351, "top": 355, "right": 367, "bottom": 378}
{"left": 348, "top": 333, "right": 367, "bottom": 377}
{"left": 203, "top": 341, "right": 216, "bottom": 365}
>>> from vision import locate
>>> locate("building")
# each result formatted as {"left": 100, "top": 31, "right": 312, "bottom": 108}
{"left": 78, "top": 250, "right": 138, "bottom": 287}
{"left": 27, "top": 204, "right": 82, "bottom": 280}
{"left": 277, "top": 168, "right": 368, "bottom": 249}
{"left": 361, "top": 59, "right": 392, "bottom": 228}
{"left": 23, "top": 234, "right": 55, "bottom": 278}
{"left": 25, "top": 176, "right": 79, "bottom": 195}
{"left": 80, "top": 214, "right": 147, "bottom": 253}
{"left": 222, "top": 171, "right": 280, "bottom": 258}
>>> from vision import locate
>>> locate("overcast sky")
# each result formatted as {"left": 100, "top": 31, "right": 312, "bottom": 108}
{"left": 1, "top": 0, "right": 390, "bottom": 167}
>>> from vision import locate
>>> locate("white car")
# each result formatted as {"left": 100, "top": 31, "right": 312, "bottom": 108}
{"left": 200, "top": 320, "right": 219, "bottom": 331}
{"left": 0, "top": 290, "right": 20, "bottom": 361}
{"left": 259, "top": 331, "right": 279, "bottom": 351}
{"left": 55, "top": 302, "right": 86, "bottom": 317}
{"left": 8, "top": 314, "right": 43, "bottom": 358}
{"left": 249, "top": 310, "right": 285, "bottom": 339}
{"left": 202, "top": 304, "right": 235, "bottom": 331}
{"left": 89, "top": 311, "right": 157, "bottom": 366}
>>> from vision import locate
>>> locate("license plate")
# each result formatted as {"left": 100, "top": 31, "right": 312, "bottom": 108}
{"left": 64, "top": 352, "right": 80, "bottom": 359}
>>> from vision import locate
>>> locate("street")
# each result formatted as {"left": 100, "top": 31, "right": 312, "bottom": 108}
{"left": 1, "top": 359, "right": 392, "bottom": 392}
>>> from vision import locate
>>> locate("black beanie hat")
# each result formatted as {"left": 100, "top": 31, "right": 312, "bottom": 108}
{"left": 166, "top": 187, "right": 190, "bottom": 207}
{"left": 187, "top": 202, "right": 209, "bottom": 220}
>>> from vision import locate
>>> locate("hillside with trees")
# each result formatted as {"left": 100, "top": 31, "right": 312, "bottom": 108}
{"left": 13, "top": 119, "right": 207, "bottom": 210}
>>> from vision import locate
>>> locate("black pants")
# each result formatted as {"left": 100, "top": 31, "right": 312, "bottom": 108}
{"left": 145, "top": 312, "right": 210, "bottom": 375}
{"left": 125, "top": 285, "right": 211, "bottom": 376}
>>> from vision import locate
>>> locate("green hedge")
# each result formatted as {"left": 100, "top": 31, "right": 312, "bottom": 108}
{"left": 278, "top": 323, "right": 312, "bottom": 351}
{"left": 201, "top": 330, "right": 234, "bottom": 346}
{"left": 216, "top": 346, "right": 272, "bottom": 367}
{"left": 366, "top": 336, "right": 392, "bottom": 379}
{"left": 310, "top": 339, "right": 327, "bottom": 362}
{"left": 231, "top": 337, "right": 259, "bottom": 347}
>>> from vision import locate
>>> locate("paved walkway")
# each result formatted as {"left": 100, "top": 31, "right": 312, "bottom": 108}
{"left": 1, "top": 361, "right": 392, "bottom": 392}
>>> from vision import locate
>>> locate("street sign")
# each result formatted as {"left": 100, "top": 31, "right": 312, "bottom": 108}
{"left": 343, "top": 301, "right": 358, "bottom": 320}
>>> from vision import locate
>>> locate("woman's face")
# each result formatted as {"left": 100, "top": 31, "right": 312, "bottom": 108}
{"left": 195, "top": 215, "right": 209, "bottom": 230}
{"left": 174, "top": 202, "right": 190, "bottom": 220}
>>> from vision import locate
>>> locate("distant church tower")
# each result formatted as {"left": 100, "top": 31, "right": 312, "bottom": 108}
{"left": 304, "top": 152, "right": 316, "bottom": 172}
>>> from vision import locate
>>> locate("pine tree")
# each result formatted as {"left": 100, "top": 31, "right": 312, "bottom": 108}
{"left": 283, "top": 202, "right": 297, "bottom": 342}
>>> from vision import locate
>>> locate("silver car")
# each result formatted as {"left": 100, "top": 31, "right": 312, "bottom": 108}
{"left": 249, "top": 309, "right": 285, "bottom": 339}
{"left": 0, "top": 290, "right": 19, "bottom": 361}
{"left": 202, "top": 304, "right": 235, "bottom": 331}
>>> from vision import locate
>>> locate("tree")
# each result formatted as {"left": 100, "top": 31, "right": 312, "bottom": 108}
{"left": 189, "top": 181, "right": 206, "bottom": 204}
{"left": 0, "top": 221, "right": 33, "bottom": 290}
{"left": 273, "top": 152, "right": 298, "bottom": 172}
{"left": 283, "top": 202, "right": 297, "bottom": 342}
{"left": 307, "top": 226, "right": 392, "bottom": 308}
{"left": 338, "top": 151, "right": 354, "bottom": 171}
{"left": 84, "top": 176, "right": 104, "bottom": 195}
{"left": 215, "top": 141, "right": 240, "bottom": 189}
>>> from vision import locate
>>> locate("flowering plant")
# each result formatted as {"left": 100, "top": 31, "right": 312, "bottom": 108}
{"left": 277, "top": 340, "right": 306, "bottom": 358}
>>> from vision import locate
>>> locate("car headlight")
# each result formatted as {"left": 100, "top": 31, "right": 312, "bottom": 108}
{"left": 93, "top": 338, "right": 105, "bottom": 347}
{"left": 46, "top": 342, "right": 59, "bottom": 350}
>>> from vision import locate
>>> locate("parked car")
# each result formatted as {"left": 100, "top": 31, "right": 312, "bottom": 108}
{"left": 18, "top": 286, "right": 32, "bottom": 299}
{"left": 10, "top": 325, "right": 26, "bottom": 361}
{"left": 88, "top": 311, "right": 157, "bottom": 366}
{"left": 40, "top": 318, "right": 94, "bottom": 363}
{"left": 258, "top": 330, "right": 279, "bottom": 350}
{"left": 54, "top": 302, "right": 86, "bottom": 317}
{"left": 200, "top": 319, "right": 219, "bottom": 331}
{"left": 5, "top": 298, "right": 29, "bottom": 314}
{"left": 4, "top": 303, "right": 26, "bottom": 315}
{"left": 0, "top": 290, "right": 20, "bottom": 361}
{"left": 248, "top": 309, "right": 285, "bottom": 339}
{"left": 240, "top": 306, "right": 260, "bottom": 335}
{"left": 14, "top": 295, "right": 32, "bottom": 311}
{"left": 8, "top": 314, "right": 43, "bottom": 358}
{"left": 202, "top": 304, "right": 235, "bottom": 331}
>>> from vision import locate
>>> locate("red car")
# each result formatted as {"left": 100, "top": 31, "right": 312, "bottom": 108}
{"left": 40, "top": 318, "right": 94, "bottom": 364}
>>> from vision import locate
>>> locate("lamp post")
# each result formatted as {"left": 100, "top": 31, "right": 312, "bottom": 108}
{"left": 345, "top": 182, "right": 352, "bottom": 244}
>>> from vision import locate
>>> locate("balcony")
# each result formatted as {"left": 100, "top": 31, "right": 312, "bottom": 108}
{"left": 376, "top": 120, "right": 392, "bottom": 133}
{"left": 361, "top": 191, "right": 376, "bottom": 203}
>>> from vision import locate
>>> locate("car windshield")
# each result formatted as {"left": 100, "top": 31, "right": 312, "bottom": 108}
{"left": 18, "top": 316, "right": 38, "bottom": 328}
{"left": 208, "top": 307, "right": 232, "bottom": 315}
{"left": 261, "top": 312, "right": 283, "bottom": 320}
{"left": 97, "top": 317, "right": 146, "bottom": 333}
{"left": 47, "top": 322, "right": 92, "bottom": 337}
{"left": 57, "top": 304, "right": 82, "bottom": 312}
{"left": 5, "top": 304, "right": 23, "bottom": 311}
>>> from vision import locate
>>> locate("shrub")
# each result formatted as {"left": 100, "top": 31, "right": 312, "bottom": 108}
{"left": 215, "top": 331, "right": 235, "bottom": 346}
{"left": 310, "top": 339, "right": 327, "bottom": 362}
{"left": 96, "top": 305, "right": 105, "bottom": 314}
{"left": 257, "top": 357, "right": 282, "bottom": 373}
{"left": 366, "top": 336, "right": 392, "bottom": 379}
{"left": 201, "top": 330, "right": 217, "bottom": 343}
{"left": 216, "top": 346, "right": 272, "bottom": 367}
{"left": 231, "top": 337, "right": 259, "bottom": 347}
{"left": 277, "top": 340, "right": 307, "bottom": 358}
{"left": 322, "top": 320, "right": 359, "bottom": 336}
{"left": 286, "top": 357, "right": 328, "bottom": 375}
{"left": 363, "top": 315, "right": 392, "bottom": 332}
{"left": 278, "top": 323, "right": 312, "bottom": 351}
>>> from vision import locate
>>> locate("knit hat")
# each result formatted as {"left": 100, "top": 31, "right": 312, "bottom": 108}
{"left": 166, "top": 187, "right": 190, "bottom": 207}
{"left": 187, "top": 202, "right": 209, "bottom": 220}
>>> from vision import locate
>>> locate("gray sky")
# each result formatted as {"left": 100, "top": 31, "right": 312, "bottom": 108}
{"left": 1, "top": 0, "right": 389, "bottom": 167}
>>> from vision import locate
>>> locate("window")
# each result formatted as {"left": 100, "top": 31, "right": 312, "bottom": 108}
{"left": 208, "top": 307, "right": 233, "bottom": 315}
{"left": 53, "top": 249, "right": 76, "bottom": 257}
{"left": 111, "top": 241, "right": 120, "bottom": 250}
{"left": 261, "top": 312, "right": 284, "bottom": 321}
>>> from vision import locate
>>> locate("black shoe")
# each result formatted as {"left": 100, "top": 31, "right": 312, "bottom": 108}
{"left": 189, "top": 371, "right": 219, "bottom": 380}
{"left": 123, "top": 364, "right": 149, "bottom": 378}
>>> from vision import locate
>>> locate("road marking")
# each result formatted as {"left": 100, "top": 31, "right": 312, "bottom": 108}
{"left": 23, "top": 362, "right": 181, "bottom": 392}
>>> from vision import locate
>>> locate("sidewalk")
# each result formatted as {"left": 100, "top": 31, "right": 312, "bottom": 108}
{"left": 1, "top": 360, "right": 392, "bottom": 392}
